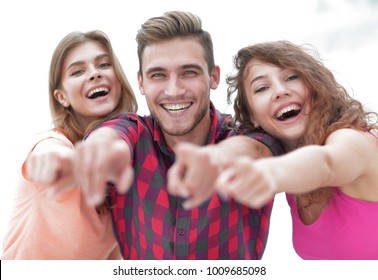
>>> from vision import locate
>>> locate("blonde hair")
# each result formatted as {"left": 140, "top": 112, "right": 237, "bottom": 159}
{"left": 227, "top": 40, "right": 378, "bottom": 206}
{"left": 49, "top": 30, "right": 138, "bottom": 143}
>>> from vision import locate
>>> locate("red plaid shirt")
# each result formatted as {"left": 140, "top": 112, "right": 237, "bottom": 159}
{"left": 100, "top": 104, "right": 283, "bottom": 259}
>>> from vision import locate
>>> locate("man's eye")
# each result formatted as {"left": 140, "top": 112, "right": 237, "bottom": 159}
{"left": 184, "top": 70, "right": 196, "bottom": 76}
{"left": 151, "top": 73, "right": 164, "bottom": 78}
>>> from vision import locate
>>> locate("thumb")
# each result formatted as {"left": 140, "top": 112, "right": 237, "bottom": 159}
{"left": 174, "top": 143, "right": 195, "bottom": 162}
{"left": 116, "top": 165, "right": 134, "bottom": 194}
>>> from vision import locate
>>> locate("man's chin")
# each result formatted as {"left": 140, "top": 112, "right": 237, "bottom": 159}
{"left": 161, "top": 126, "right": 192, "bottom": 137}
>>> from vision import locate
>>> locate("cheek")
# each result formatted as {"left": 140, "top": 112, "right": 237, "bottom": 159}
{"left": 142, "top": 90, "right": 156, "bottom": 107}
{"left": 301, "top": 88, "right": 312, "bottom": 114}
{"left": 113, "top": 82, "right": 122, "bottom": 98}
{"left": 299, "top": 83, "right": 310, "bottom": 99}
{"left": 248, "top": 96, "right": 271, "bottom": 127}
{"left": 247, "top": 96, "right": 262, "bottom": 117}
{"left": 141, "top": 84, "right": 154, "bottom": 98}
{"left": 62, "top": 79, "right": 81, "bottom": 95}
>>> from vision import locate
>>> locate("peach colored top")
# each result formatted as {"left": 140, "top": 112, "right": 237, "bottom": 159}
{"left": 1, "top": 131, "right": 121, "bottom": 260}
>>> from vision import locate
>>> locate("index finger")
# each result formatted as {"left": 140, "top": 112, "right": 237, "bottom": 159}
{"left": 167, "top": 160, "right": 190, "bottom": 198}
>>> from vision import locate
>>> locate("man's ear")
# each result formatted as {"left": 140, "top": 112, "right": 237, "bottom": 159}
{"left": 54, "top": 89, "right": 70, "bottom": 107}
{"left": 209, "top": 65, "right": 221, "bottom": 90}
{"left": 137, "top": 71, "right": 144, "bottom": 95}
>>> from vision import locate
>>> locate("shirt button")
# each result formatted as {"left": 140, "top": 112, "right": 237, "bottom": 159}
{"left": 178, "top": 229, "right": 185, "bottom": 236}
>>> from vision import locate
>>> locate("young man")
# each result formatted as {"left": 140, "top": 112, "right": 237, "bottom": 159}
{"left": 73, "top": 11, "right": 283, "bottom": 259}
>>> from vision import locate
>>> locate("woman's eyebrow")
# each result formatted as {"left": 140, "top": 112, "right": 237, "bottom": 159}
{"left": 67, "top": 54, "right": 110, "bottom": 70}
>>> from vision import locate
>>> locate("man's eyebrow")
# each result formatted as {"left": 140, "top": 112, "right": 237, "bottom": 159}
{"left": 144, "top": 64, "right": 203, "bottom": 76}
{"left": 145, "top": 66, "right": 165, "bottom": 75}
{"left": 181, "top": 64, "right": 202, "bottom": 70}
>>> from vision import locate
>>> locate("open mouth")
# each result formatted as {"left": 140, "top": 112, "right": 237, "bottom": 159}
{"left": 275, "top": 104, "right": 301, "bottom": 121}
{"left": 161, "top": 102, "right": 192, "bottom": 114}
{"left": 87, "top": 87, "right": 109, "bottom": 99}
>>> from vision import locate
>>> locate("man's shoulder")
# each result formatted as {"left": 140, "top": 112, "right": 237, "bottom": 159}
{"left": 224, "top": 123, "right": 285, "bottom": 156}
{"left": 214, "top": 110, "right": 233, "bottom": 129}
{"left": 111, "top": 112, "right": 148, "bottom": 122}
{"left": 98, "top": 113, "right": 155, "bottom": 138}
{"left": 102, "top": 113, "right": 154, "bottom": 128}
{"left": 243, "top": 129, "right": 284, "bottom": 156}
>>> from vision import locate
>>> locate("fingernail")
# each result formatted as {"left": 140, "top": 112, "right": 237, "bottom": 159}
{"left": 182, "top": 201, "right": 192, "bottom": 210}
{"left": 179, "top": 188, "right": 190, "bottom": 198}
{"left": 88, "top": 194, "right": 102, "bottom": 206}
{"left": 218, "top": 192, "right": 229, "bottom": 202}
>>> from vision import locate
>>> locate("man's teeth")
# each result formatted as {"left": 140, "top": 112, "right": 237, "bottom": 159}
{"left": 163, "top": 103, "right": 190, "bottom": 111}
{"left": 275, "top": 104, "right": 301, "bottom": 118}
{"left": 88, "top": 87, "right": 109, "bottom": 98}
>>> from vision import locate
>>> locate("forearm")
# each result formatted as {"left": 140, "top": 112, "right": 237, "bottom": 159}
{"left": 258, "top": 145, "right": 333, "bottom": 194}
{"left": 215, "top": 135, "right": 272, "bottom": 161}
{"left": 85, "top": 127, "right": 122, "bottom": 143}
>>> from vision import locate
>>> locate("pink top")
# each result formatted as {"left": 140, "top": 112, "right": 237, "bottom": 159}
{"left": 1, "top": 131, "right": 121, "bottom": 260}
{"left": 287, "top": 188, "right": 378, "bottom": 259}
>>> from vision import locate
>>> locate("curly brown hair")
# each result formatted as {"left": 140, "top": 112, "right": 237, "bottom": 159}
{"left": 226, "top": 40, "right": 378, "bottom": 207}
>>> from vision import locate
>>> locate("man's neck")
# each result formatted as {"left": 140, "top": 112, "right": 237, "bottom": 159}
{"left": 164, "top": 113, "right": 212, "bottom": 149}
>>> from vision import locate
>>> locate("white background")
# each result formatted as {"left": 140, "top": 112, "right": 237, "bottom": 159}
{"left": 1, "top": 0, "right": 377, "bottom": 268}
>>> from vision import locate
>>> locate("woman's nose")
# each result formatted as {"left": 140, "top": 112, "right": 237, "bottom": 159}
{"left": 88, "top": 66, "right": 103, "bottom": 81}
{"left": 89, "top": 73, "right": 103, "bottom": 81}
{"left": 273, "top": 83, "right": 290, "bottom": 100}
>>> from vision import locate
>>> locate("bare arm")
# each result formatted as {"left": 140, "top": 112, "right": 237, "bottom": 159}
{"left": 74, "top": 127, "right": 134, "bottom": 206}
{"left": 216, "top": 128, "right": 374, "bottom": 208}
{"left": 259, "top": 129, "right": 370, "bottom": 193}
{"left": 167, "top": 135, "right": 272, "bottom": 209}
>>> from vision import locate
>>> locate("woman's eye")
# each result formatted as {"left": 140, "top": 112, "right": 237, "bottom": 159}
{"left": 71, "top": 69, "right": 84, "bottom": 76}
{"left": 255, "top": 85, "right": 268, "bottom": 93}
{"left": 287, "top": 74, "right": 298, "bottom": 81}
{"left": 99, "top": 62, "right": 111, "bottom": 68}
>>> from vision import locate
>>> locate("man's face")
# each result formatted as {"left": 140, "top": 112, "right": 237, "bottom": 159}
{"left": 138, "top": 37, "right": 220, "bottom": 147}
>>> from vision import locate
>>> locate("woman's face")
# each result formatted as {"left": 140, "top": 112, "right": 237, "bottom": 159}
{"left": 244, "top": 58, "right": 311, "bottom": 151}
{"left": 54, "top": 41, "right": 121, "bottom": 129}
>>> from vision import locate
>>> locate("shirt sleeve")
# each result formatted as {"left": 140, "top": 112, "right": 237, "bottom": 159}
{"left": 242, "top": 130, "right": 285, "bottom": 156}
{"left": 20, "top": 130, "right": 73, "bottom": 183}
{"left": 88, "top": 113, "right": 144, "bottom": 159}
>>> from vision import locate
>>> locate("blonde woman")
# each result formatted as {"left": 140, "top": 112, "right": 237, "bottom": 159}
{"left": 2, "top": 30, "right": 137, "bottom": 259}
